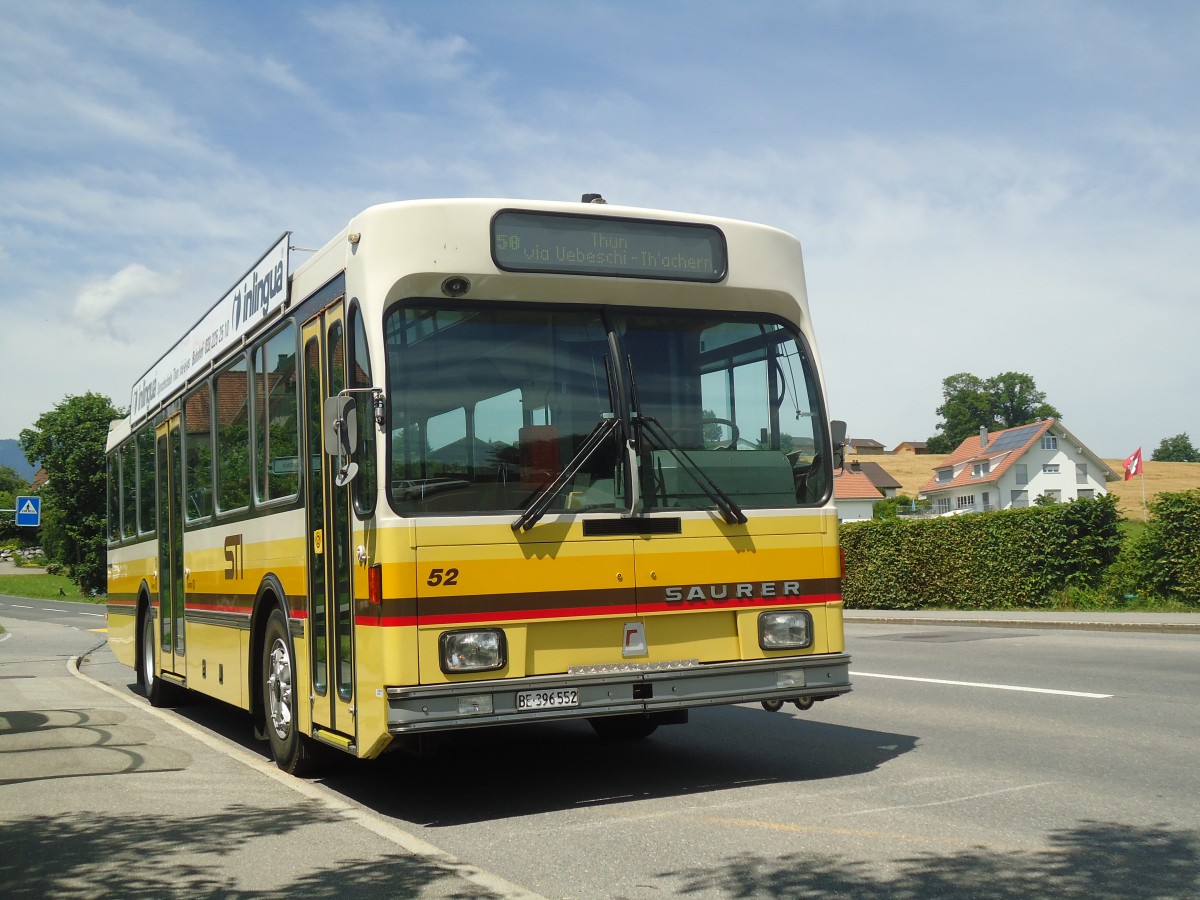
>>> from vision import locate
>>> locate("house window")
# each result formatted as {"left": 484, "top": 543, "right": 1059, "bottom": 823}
{"left": 1042, "top": 489, "right": 1061, "bottom": 503}
{"left": 1077, "top": 489, "right": 1095, "bottom": 500}
{"left": 937, "top": 468, "right": 953, "bottom": 483}
{"left": 1015, "top": 464, "right": 1028, "bottom": 485}
{"left": 1011, "top": 490, "right": 1029, "bottom": 508}
{"left": 1041, "top": 436, "right": 1058, "bottom": 450}
{"left": 1043, "top": 464, "right": 1060, "bottom": 474}
{"left": 957, "top": 495, "right": 975, "bottom": 509}
{"left": 1076, "top": 463, "right": 1088, "bottom": 484}
{"left": 936, "top": 497, "right": 952, "bottom": 514}
{"left": 972, "top": 461, "right": 990, "bottom": 477}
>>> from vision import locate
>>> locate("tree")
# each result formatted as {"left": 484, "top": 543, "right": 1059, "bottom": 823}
{"left": 19, "top": 392, "right": 124, "bottom": 595}
{"left": 0, "top": 464, "right": 26, "bottom": 541}
{"left": 927, "top": 371, "right": 1060, "bottom": 453}
{"left": 1151, "top": 433, "right": 1200, "bottom": 463}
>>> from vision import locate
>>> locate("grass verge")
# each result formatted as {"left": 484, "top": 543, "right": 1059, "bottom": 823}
{"left": 0, "top": 573, "right": 103, "bottom": 602}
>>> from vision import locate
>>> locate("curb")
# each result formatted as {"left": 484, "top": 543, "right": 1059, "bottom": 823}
{"left": 846, "top": 615, "right": 1200, "bottom": 635}
{"left": 69, "top": 649, "right": 547, "bottom": 900}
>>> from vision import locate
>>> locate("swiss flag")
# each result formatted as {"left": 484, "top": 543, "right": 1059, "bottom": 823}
{"left": 1123, "top": 448, "right": 1143, "bottom": 481}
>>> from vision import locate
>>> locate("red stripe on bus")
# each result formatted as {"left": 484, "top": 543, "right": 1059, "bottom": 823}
{"left": 355, "top": 594, "right": 839, "bottom": 628}
{"left": 636, "top": 592, "right": 840, "bottom": 615}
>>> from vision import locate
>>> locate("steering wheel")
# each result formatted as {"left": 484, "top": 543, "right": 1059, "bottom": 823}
{"left": 700, "top": 416, "right": 740, "bottom": 450}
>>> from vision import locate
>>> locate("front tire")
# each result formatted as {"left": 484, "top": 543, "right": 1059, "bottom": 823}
{"left": 263, "top": 609, "right": 318, "bottom": 775}
{"left": 141, "top": 610, "right": 181, "bottom": 708}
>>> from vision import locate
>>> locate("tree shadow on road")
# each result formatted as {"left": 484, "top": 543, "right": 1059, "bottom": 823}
{"left": 661, "top": 819, "right": 1200, "bottom": 898}
{"left": 0, "top": 800, "right": 501, "bottom": 898}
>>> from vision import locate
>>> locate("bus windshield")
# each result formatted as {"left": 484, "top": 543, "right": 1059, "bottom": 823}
{"left": 384, "top": 302, "right": 829, "bottom": 517}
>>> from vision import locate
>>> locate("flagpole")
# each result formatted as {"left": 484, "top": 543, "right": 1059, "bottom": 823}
{"left": 1123, "top": 447, "right": 1147, "bottom": 521}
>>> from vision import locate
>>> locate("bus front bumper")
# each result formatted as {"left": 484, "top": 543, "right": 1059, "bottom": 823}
{"left": 385, "top": 653, "right": 851, "bottom": 733}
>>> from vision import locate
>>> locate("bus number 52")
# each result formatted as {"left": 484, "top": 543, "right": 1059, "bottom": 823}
{"left": 427, "top": 567, "right": 459, "bottom": 587}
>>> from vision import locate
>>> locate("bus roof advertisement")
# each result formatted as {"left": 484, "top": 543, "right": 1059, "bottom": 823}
{"left": 130, "top": 233, "right": 291, "bottom": 425}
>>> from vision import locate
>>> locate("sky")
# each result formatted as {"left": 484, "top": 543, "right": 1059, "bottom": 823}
{"left": 2, "top": 1, "right": 1197, "bottom": 459}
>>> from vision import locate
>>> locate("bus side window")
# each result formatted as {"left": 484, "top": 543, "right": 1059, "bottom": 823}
{"left": 254, "top": 322, "right": 300, "bottom": 502}
{"left": 215, "top": 353, "right": 251, "bottom": 513}
{"left": 121, "top": 441, "right": 137, "bottom": 539}
{"left": 349, "top": 304, "right": 376, "bottom": 516}
{"left": 137, "top": 426, "right": 156, "bottom": 535}
{"left": 106, "top": 454, "right": 120, "bottom": 543}
{"left": 184, "top": 385, "right": 214, "bottom": 522}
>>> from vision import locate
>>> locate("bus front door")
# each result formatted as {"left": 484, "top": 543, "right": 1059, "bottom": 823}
{"left": 155, "top": 416, "right": 186, "bottom": 679}
{"left": 302, "top": 304, "right": 357, "bottom": 749}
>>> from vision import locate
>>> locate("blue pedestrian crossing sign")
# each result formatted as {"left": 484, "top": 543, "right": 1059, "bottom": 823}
{"left": 15, "top": 495, "right": 41, "bottom": 527}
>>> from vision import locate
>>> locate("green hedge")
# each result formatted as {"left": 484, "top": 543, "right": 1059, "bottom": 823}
{"left": 1107, "top": 490, "right": 1200, "bottom": 605}
{"left": 840, "top": 494, "right": 1123, "bottom": 609}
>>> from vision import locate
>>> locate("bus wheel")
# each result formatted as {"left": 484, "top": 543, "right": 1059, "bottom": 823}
{"left": 141, "top": 612, "right": 179, "bottom": 708}
{"left": 793, "top": 696, "right": 815, "bottom": 711}
{"left": 761, "top": 699, "right": 785, "bottom": 712}
{"left": 263, "top": 609, "right": 317, "bottom": 775}
{"left": 589, "top": 714, "right": 659, "bottom": 740}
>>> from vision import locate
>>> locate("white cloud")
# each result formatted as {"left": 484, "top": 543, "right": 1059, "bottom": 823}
{"left": 304, "top": 5, "right": 474, "bottom": 81}
{"left": 72, "top": 264, "right": 182, "bottom": 341}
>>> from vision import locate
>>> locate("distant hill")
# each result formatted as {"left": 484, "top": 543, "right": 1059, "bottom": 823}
{"left": 0, "top": 440, "right": 35, "bottom": 482}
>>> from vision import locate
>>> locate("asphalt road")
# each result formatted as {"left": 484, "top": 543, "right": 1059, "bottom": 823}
{"left": 3, "top": 602, "right": 1198, "bottom": 898}
{"left": 0, "top": 595, "right": 108, "bottom": 631}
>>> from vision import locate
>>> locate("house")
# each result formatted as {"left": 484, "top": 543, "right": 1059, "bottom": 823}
{"left": 833, "top": 467, "right": 883, "bottom": 521}
{"left": 918, "top": 419, "right": 1118, "bottom": 515}
{"left": 846, "top": 437, "right": 886, "bottom": 456}
{"left": 848, "top": 459, "right": 903, "bottom": 498}
{"left": 892, "top": 441, "right": 928, "bottom": 455}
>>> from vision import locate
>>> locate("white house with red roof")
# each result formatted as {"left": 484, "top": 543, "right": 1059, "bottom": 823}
{"left": 833, "top": 466, "right": 884, "bottom": 521}
{"left": 919, "top": 419, "right": 1118, "bottom": 515}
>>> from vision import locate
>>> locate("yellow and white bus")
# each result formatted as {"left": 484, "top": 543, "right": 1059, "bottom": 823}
{"left": 105, "top": 195, "right": 851, "bottom": 773}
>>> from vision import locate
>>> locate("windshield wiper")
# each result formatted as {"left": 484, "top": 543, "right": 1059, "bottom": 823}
{"left": 512, "top": 416, "right": 620, "bottom": 532}
{"left": 638, "top": 416, "right": 748, "bottom": 525}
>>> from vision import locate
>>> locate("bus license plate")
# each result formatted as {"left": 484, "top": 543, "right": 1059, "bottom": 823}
{"left": 516, "top": 688, "right": 579, "bottom": 710}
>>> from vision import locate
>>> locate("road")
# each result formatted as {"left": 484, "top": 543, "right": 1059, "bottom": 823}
{"left": 3, "top": 599, "right": 1198, "bottom": 897}
{"left": 0, "top": 595, "right": 108, "bottom": 631}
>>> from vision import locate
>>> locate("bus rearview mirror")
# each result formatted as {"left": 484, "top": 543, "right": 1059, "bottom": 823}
{"left": 830, "top": 420, "right": 847, "bottom": 469}
{"left": 323, "top": 396, "right": 358, "bottom": 458}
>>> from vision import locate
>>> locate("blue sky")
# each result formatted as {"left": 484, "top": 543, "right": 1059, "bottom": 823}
{"left": 2, "top": 1, "right": 1197, "bottom": 458}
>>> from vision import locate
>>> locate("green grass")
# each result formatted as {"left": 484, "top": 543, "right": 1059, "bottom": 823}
{"left": 0, "top": 573, "right": 104, "bottom": 603}
{"left": 1044, "top": 588, "right": 1196, "bottom": 613}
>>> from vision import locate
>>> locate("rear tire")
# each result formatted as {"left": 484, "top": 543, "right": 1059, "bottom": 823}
{"left": 589, "top": 714, "right": 659, "bottom": 740}
{"left": 263, "top": 609, "right": 319, "bottom": 775}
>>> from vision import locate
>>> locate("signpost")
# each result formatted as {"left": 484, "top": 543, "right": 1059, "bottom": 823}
{"left": 5, "top": 495, "right": 42, "bottom": 527}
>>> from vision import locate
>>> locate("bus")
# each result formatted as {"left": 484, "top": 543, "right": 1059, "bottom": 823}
{"left": 105, "top": 195, "right": 851, "bottom": 774}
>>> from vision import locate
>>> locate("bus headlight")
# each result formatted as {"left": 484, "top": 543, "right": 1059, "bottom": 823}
{"left": 758, "top": 610, "right": 813, "bottom": 651}
{"left": 440, "top": 629, "right": 507, "bottom": 673}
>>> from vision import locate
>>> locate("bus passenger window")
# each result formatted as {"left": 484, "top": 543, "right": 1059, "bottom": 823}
{"left": 106, "top": 455, "right": 120, "bottom": 543}
{"left": 216, "top": 354, "right": 251, "bottom": 513}
{"left": 254, "top": 323, "right": 299, "bottom": 502}
{"left": 121, "top": 442, "right": 137, "bottom": 538}
{"left": 137, "top": 426, "right": 155, "bottom": 535}
{"left": 184, "top": 386, "right": 214, "bottom": 521}
{"left": 349, "top": 305, "right": 376, "bottom": 516}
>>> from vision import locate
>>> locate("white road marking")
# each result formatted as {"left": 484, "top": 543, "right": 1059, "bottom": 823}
{"left": 841, "top": 780, "right": 1060, "bottom": 817}
{"left": 852, "top": 670, "right": 1112, "bottom": 699}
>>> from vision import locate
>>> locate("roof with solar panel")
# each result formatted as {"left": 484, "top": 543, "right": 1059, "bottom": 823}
{"left": 919, "top": 418, "right": 1119, "bottom": 497}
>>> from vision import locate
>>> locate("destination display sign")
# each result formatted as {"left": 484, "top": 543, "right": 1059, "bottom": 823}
{"left": 129, "top": 233, "right": 291, "bottom": 426}
{"left": 492, "top": 211, "right": 726, "bottom": 282}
